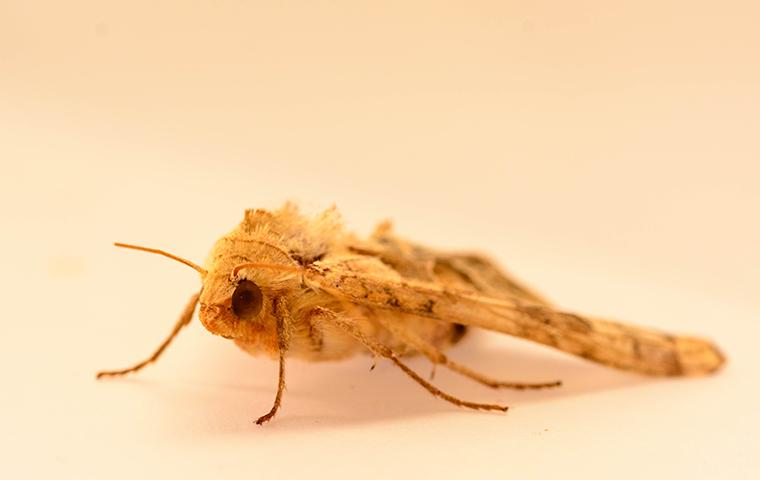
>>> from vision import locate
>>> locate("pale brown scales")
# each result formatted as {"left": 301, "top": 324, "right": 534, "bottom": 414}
{"left": 97, "top": 203, "right": 726, "bottom": 423}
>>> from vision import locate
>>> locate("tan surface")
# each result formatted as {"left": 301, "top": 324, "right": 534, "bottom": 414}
{"left": 1, "top": 2, "right": 758, "bottom": 478}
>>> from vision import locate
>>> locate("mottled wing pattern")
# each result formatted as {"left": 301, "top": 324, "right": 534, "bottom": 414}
{"left": 314, "top": 222, "right": 725, "bottom": 377}
{"left": 433, "top": 253, "right": 550, "bottom": 306}
{"left": 350, "top": 221, "right": 549, "bottom": 306}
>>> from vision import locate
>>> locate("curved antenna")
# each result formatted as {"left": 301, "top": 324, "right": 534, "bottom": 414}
{"left": 231, "top": 262, "right": 302, "bottom": 277}
{"left": 114, "top": 242, "right": 208, "bottom": 276}
{"left": 228, "top": 238, "right": 300, "bottom": 267}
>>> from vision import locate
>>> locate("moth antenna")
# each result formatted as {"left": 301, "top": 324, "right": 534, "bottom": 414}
{"left": 232, "top": 262, "right": 303, "bottom": 277}
{"left": 114, "top": 242, "right": 208, "bottom": 277}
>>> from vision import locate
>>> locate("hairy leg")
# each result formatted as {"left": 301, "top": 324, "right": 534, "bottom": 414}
{"left": 96, "top": 291, "right": 200, "bottom": 379}
{"left": 254, "top": 297, "right": 291, "bottom": 425}
{"left": 316, "top": 307, "right": 507, "bottom": 413}
{"left": 375, "top": 316, "right": 561, "bottom": 390}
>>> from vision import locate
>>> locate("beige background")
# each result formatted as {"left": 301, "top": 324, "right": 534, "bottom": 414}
{"left": 1, "top": 1, "right": 758, "bottom": 478}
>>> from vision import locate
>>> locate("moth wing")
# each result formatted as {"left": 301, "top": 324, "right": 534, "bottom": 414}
{"left": 349, "top": 224, "right": 549, "bottom": 306}
{"left": 306, "top": 263, "right": 724, "bottom": 377}
{"left": 433, "top": 252, "right": 550, "bottom": 306}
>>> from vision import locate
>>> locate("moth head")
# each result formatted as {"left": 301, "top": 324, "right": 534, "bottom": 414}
{"left": 197, "top": 261, "right": 300, "bottom": 340}
{"left": 114, "top": 242, "right": 301, "bottom": 341}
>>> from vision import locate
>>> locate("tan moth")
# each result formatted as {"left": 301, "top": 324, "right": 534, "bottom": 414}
{"left": 97, "top": 203, "right": 725, "bottom": 424}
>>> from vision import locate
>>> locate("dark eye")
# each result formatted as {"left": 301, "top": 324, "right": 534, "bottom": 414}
{"left": 231, "top": 280, "right": 263, "bottom": 319}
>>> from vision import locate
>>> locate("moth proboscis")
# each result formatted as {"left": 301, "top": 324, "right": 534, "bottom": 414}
{"left": 97, "top": 203, "right": 725, "bottom": 424}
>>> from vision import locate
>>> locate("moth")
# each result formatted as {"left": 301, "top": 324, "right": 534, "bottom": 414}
{"left": 98, "top": 203, "right": 725, "bottom": 424}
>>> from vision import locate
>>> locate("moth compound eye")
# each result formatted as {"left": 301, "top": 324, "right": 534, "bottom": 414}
{"left": 231, "top": 280, "right": 263, "bottom": 320}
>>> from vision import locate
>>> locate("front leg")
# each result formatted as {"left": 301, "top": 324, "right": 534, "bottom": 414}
{"left": 254, "top": 296, "right": 291, "bottom": 425}
{"left": 96, "top": 291, "right": 200, "bottom": 379}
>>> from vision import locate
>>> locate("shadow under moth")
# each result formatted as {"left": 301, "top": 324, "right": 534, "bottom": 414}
{"left": 98, "top": 203, "right": 725, "bottom": 424}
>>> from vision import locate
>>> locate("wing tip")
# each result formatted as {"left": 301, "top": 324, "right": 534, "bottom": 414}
{"left": 675, "top": 337, "right": 726, "bottom": 376}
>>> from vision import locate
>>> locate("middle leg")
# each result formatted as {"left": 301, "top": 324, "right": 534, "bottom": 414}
{"left": 314, "top": 307, "right": 508, "bottom": 412}
{"left": 375, "top": 315, "right": 562, "bottom": 390}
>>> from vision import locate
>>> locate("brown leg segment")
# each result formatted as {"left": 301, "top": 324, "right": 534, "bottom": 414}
{"left": 254, "top": 297, "right": 291, "bottom": 425}
{"left": 318, "top": 308, "right": 507, "bottom": 413}
{"left": 96, "top": 291, "right": 200, "bottom": 379}
{"left": 376, "top": 316, "right": 562, "bottom": 390}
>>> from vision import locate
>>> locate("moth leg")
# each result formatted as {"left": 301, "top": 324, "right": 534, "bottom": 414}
{"left": 376, "top": 316, "right": 562, "bottom": 390}
{"left": 254, "top": 297, "right": 291, "bottom": 425}
{"left": 96, "top": 291, "right": 200, "bottom": 379}
{"left": 317, "top": 307, "right": 507, "bottom": 413}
